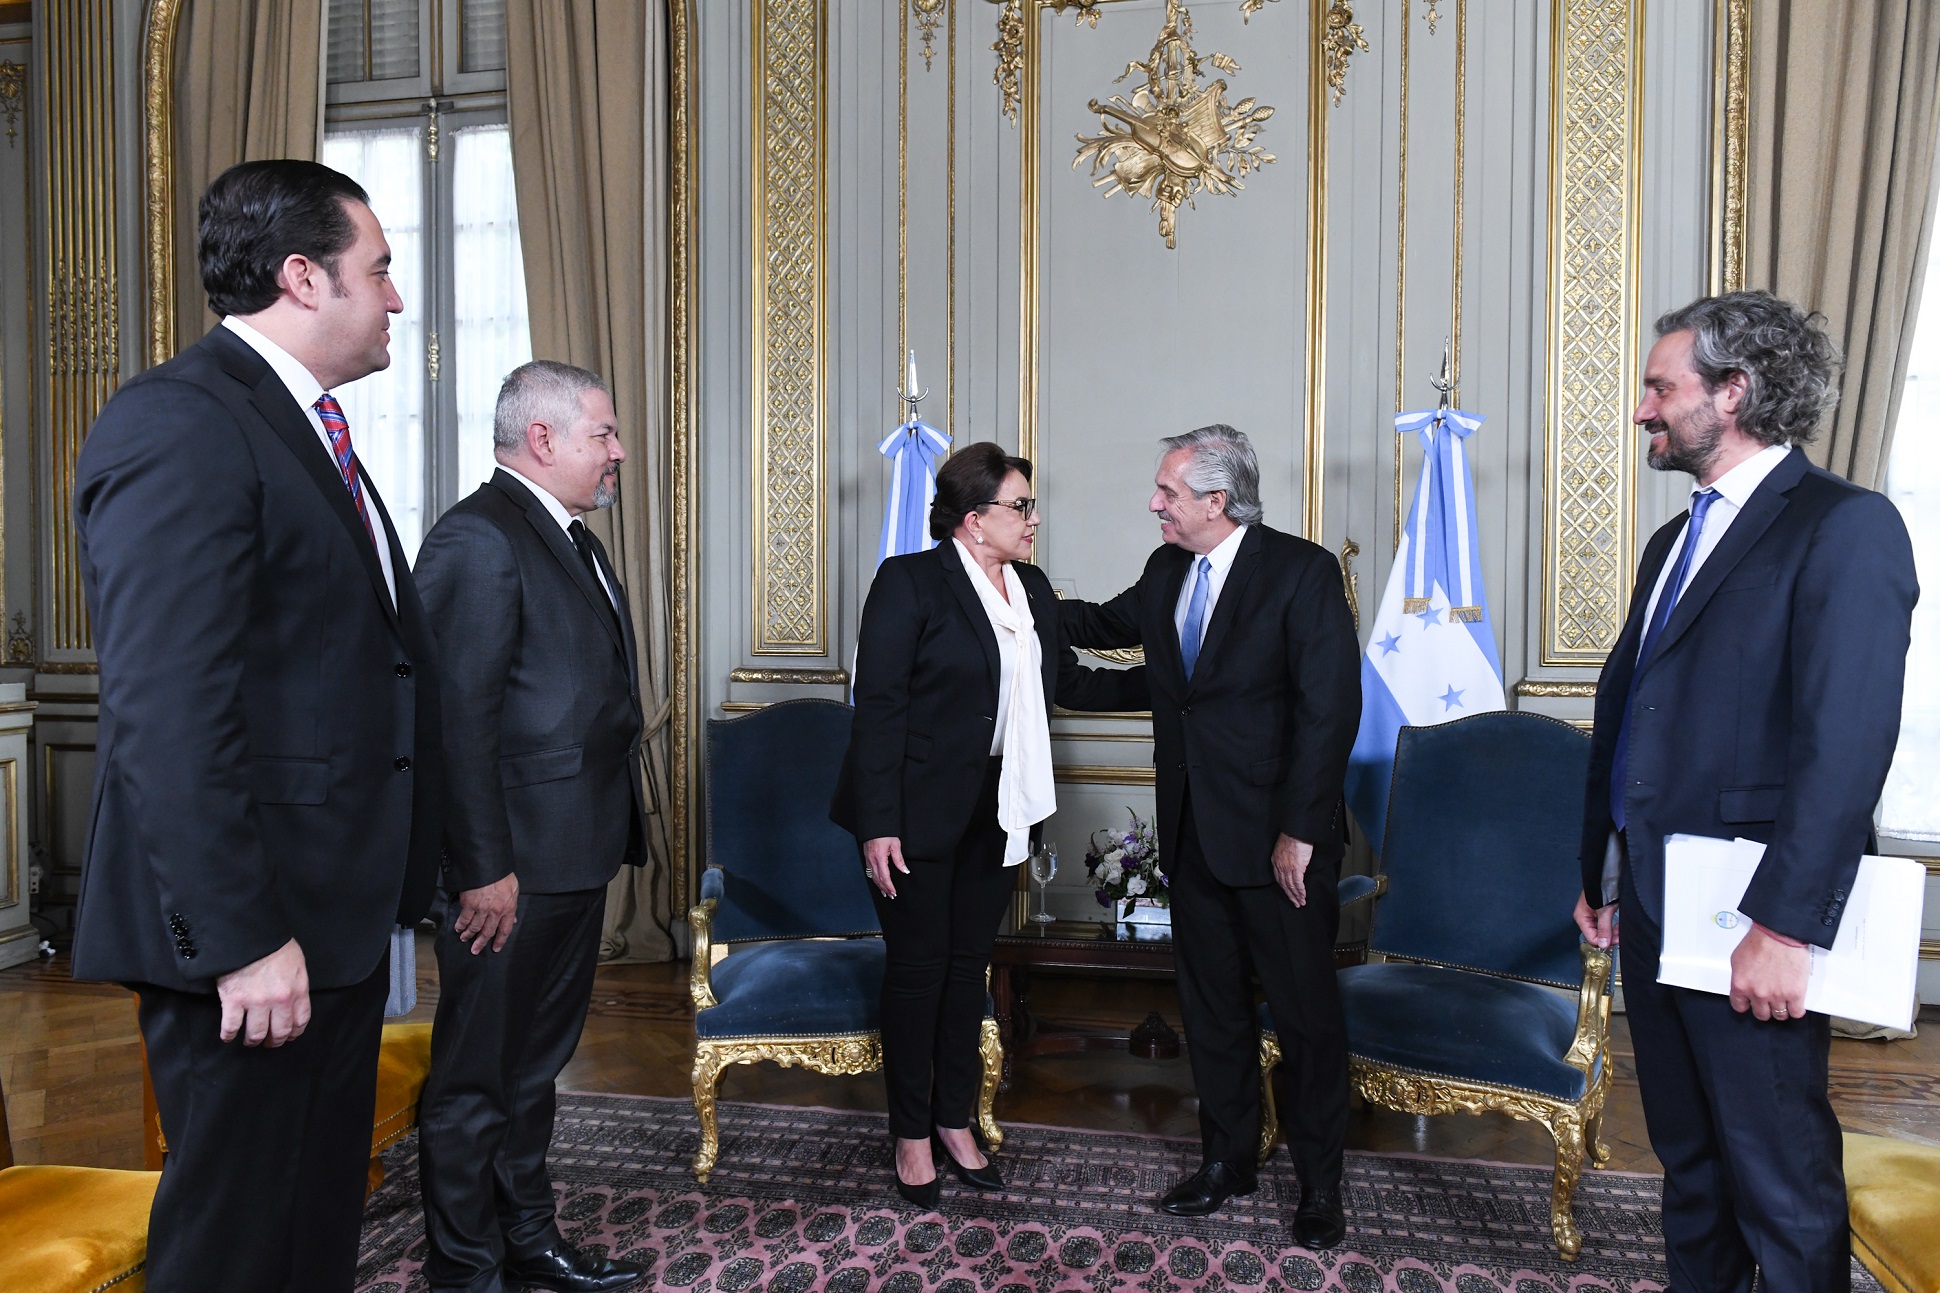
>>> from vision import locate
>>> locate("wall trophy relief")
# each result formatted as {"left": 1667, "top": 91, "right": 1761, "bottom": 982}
{"left": 1071, "top": 0, "right": 1275, "bottom": 249}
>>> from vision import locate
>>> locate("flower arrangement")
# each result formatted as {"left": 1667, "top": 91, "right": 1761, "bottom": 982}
{"left": 1084, "top": 807, "right": 1166, "bottom": 917}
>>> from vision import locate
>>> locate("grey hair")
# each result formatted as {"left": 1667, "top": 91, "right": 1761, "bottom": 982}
{"left": 1654, "top": 291, "right": 1842, "bottom": 446}
{"left": 493, "top": 359, "right": 609, "bottom": 452}
{"left": 1159, "top": 424, "right": 1264, "bottom": 526}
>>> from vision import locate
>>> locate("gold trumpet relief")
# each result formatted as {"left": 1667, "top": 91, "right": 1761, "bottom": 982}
{"left": 1072, "top": 0, "right": 1275, "bottom": 249}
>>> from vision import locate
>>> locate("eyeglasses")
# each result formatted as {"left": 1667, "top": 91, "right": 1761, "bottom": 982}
{"left": 980, "top": 497, "right": 1037, "bottom": 515}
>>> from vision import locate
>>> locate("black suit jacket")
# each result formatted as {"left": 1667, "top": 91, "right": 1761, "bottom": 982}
{"left": 1579, "top": 448, "right": 1918, "bottom": 947}
{"left": 72, "top": 325, "right": 444, "bottom": 990}
{"left": 830, "top": 542, "right": 1144, "bottom": 858}
{"left": 1060, "top": 525, "right": 1362, "bottom": 888}
{"left": 413, "top": 470, "right": 647, "bottom": 895}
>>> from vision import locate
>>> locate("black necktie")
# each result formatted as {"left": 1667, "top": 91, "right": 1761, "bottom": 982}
{"left": 568, "top": 519, "right": 623, "bottom": 634}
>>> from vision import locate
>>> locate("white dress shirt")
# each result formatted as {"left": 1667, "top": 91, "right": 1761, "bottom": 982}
{"left": 221, "top": 316, "right": 397, "bottom": 605}
{"left": 955, "top": 539, "right": 1018, "bottom": 755}
{"left": 1172, "top": 523, "right": 1249, "bottom": 654}
{"left": 496, "top": 462, "right": 617, "bottom": 606}
{"left": 1635, "top": 442, "right": 1792, "bottom": 657}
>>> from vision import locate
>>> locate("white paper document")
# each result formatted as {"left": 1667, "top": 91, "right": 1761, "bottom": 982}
{"left": 1657, "top": 834, "right": 1924, "bottom": 1031}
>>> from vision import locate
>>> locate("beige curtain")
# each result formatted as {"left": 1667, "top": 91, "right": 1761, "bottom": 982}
{"left": 172, "top": 0, "right": 324, "bottom": 349}
{"left": 1746, "top": 0, "right": 1940, "bottom": 487}
{"left": 507, "top": 0, "right": 677, "bottom": 962}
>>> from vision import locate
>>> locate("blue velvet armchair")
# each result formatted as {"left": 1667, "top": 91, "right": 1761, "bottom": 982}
{"left": 1260, "top": 711, "right": 1614, "bottom": 1259}
{"left": 688, "top": 699, "right": 1004, "bottom": 1182}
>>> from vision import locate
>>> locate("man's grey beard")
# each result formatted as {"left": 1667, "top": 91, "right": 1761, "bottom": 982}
{"left": 592, "top": 474, "right": 619, "bottom": 509}
{"left": 1645, "top": 403, "right": 1724, "bottom": 477}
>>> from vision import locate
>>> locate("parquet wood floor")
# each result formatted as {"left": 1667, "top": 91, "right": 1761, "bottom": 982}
{"left": 3, "top": 939, "right": 1935, "bottom": 1174}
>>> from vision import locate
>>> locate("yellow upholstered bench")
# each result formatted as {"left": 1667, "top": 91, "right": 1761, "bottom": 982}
{"left": 0, "top": 1057, "right": 158, "bottom": 1293}
{"left": 1846, "top": 1131, "right": 1940, "bottom": 1293}
{"left": 141, "top": 1020, "right": 436, "bottom": 1196}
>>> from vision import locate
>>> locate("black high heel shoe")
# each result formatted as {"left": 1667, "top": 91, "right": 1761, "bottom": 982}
{"left": 894, "top": 1152, "right": 942, "bottom": 1208}
{"left": 933, "top": 1130, "right": 1004, "bottom": 1191}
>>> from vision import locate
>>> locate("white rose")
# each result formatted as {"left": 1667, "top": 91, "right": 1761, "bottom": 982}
{"left": 1126, "top": 875, "right": 1147, "bottom": 897}
{"left": 1103, "top": 849, "right": 1125, "bottom": 865}
{"left": 1101, "top": 861, "right": 1123, "bottom": 885}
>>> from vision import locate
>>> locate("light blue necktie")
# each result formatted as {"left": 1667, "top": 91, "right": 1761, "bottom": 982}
{"left": 1180, "top": 556, "right": 1212, "bottom": 679}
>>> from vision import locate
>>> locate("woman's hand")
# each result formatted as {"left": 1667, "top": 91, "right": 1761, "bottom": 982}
{"left": 865, "top": 836, "right": 909, "bottom": 898}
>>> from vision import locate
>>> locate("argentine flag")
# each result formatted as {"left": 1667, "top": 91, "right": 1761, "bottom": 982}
{"left": 1345, "top": 407, "right": 1506, "bottom": 854}
{"left": 877, "top": 417, "right": 951, "bottom": 566}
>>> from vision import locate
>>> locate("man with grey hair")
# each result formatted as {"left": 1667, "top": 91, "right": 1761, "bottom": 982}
{"left": 1575, "top": 291, "right": 1916, "bottom": 1293}
{"left": 413, "top": 359, "right": 649, "bottom": 1293}
{"left": 1062, "top": 424, "right": 1361, "bottom": 1247}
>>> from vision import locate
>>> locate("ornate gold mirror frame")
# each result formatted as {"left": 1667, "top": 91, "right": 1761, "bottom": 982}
{"left": 137, "top": 0, "right": 705, "bottom": 909}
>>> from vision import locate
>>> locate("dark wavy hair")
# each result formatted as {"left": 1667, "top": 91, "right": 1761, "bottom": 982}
{"left": 928, "top": 442, "right": 1032, "bottom": 541}
{"left": 1654, "top": 291, "right": 1842, "bottom": 446}
{"left": 199, "top": 160, "right": 370, "bottom": 317}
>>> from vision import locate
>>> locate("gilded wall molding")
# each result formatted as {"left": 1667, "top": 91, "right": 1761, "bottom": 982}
{"left": 750, "top": 0, "right": 827, "bottom": 656}
{"left": 0, "top": 58, "right": 24, "bottom": 144}
{"left": 1543, "top": 0, "right": 1643, "bottom": 665}
{"left": 1513, "top": 678, "right": 1597, "bottom": 698}
{"left": 671, "top": 0, "right": 700, "bottom": 909}
{"left": 142, "top": 0, "right": 184, "bottom": 367}
{"left": 1053, "top": 763, "right": 1156, "bottom": 786}
{"left": 1708, "top": 0, "right": 1749, "bottom": 295}
{"left": 1300, "top": 0, "right": 1327, "bottom": 540}
{"left": 726, "top": 666, "right": 849, "bottom": 685}
{"left": 43, "top": 0, "right": 121, "bottom": 658}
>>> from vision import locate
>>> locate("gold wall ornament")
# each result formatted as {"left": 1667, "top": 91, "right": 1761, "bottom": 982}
{"left": 1044, "top": 0, "right": 1104, "bottom": 26}
{"left": 1338, "top": 536, "right": 1360, "bottom": 630}
{"left": 6, "top": 615, "right": 31, "bottom": 666}
{"left": 1071, "top": 0, "right": 1276, "bottom": 249}
{"left": 992, "top": 0, "right": 1024, "bottom": 123}
{"left": 726, "top": 666, "right": 849, "bottom": 685}
{"left": 1319, "top": 1, "right": 1369, "bottom": 106}
{"left": 1709, "top": 0, "right": 1750, "bottom": 294}
{"left": 913, "top": 0, "right": 946, "bottom": 71}
{"left": 1423, "top": 0, "right": 1443, "bottom": 35}
{"left": 0, "top": 59, "right": 23, "bottom": 144}
{"left": 1544, "top": 0, "right": 1643, "bottom": 665}
{"left": 751, "top": 0, "right": 828, "bottom": 656}
{"left": 1237, "top": 0, "right": 1277, "bottom": 22}
{"left": 671, "top": 0, "right": 699, "bottom": 910}
{"left": 1513, "top": 678, "right": 1597, "bottom": 698}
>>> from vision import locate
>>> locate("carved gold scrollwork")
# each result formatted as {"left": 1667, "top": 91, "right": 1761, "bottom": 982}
{"left": 991, "top": 0, "right": 1025, "bottom": 124}
{"left": 912, "top": 0, "right": 946, "bottom": 72}
{"left": 1072, "top": 0, "right": 1275, "bottom": 249}
{"left": 976, "top": 1017, "right": 1007, "bottom": 1150}
{"left": 0, "top": 60, "right": 24, "bottom": 145}
{"left": 690, "top": 1033, "right": 885, "bottom": 1182}
{"left": 1256, "top": 1032, "right": 1282, "bottom": 1166}
{"left": 1423, "top": 0, "right": 1444, "bottom": 36}
{"left": 1319, "top": 2, "right": 1370, "bottom": 106}
{"left": 1339, "top": 536, "right": 1361, "bottom": 631}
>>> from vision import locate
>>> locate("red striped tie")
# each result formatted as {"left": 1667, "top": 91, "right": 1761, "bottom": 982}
{"left": 314, "top": 393, "right": 376, "bottom": 547}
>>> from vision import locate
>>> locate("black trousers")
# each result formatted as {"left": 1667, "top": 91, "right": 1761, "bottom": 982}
{"left": 869, "top": 756, "right": 1014, "bottom": 1140}
{"left": 1168, "top": 791, "right": 1349, "bottom": 1187}
{"left": 418, "top": 886, "right": 607, "bottom": 1293}
{"left": 136, "top": 949, "right": 390, "bottom": 1293}
{"left": 1619, "top": 866, "right": 1849, "bottom": 1293}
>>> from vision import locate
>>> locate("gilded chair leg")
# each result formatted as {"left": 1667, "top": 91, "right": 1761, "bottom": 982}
{"left": 691, "top": 1045, "right": 728, "bottom": 1184}
{"left": 1545, "top": 1110, "right": 1587, "bottom": 1261}
{"left": 1586, "top": 1106, "right": 1611, "bottom": 1169}
{"left": 977, "top": 1017, "right": 1006, "bottom": 1151}
{"left": 1257, "top": 1033, "right": 1283, "bottom": 1169}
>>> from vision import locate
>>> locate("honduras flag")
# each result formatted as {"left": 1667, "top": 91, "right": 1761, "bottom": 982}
{"left": 877, "top": 418, "right": 952, "bottom": 566}
{"left": 1345, "top": 407, "right": 1506, "bottom": 854}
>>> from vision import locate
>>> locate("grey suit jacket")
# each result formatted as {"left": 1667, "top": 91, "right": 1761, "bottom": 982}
{"left": 414, "top": 469, "right": 648, "bottom": 894}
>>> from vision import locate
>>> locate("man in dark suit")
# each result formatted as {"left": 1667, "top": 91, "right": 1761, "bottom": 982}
{"left": 1575, "top": 292, "right": 1917, "bottom": 1293}
{"left": 412, "top": 360, "right": 648, "bottom": 1293}
{"left": 73, "top": 160, "right": 443, "bottom": 1292}
{"left": 1061, "top": 425, "right": 1362, "bottom": 1248}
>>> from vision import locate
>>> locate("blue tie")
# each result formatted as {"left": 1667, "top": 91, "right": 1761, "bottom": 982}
{"left": 1610, "top": 489, "right": 1720, "bottom": 829}
{"left": 1180, "top": 556, "right": 1212, "bottom": 679}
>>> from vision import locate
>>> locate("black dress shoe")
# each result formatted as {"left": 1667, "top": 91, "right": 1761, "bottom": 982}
{"left": 894, "top": 1171, "right": 942, "bottom": 1209}
{"left": 1160, "top": 1161, "right": 1257, "bottom": 1217}
{"left": 933, "top": 1132, "right": 1004, "bottom": 1191}
{"left": 505, "top": 1242, "right": 647, "bottom": 1292}
{"left": 1292, "top": 1183, "right": 1346, "bottom": 1250}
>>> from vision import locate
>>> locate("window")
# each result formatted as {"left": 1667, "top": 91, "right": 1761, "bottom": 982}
{"left": 1880, "top": 253, "right": 1940, "bottom": 843}
{"left": 322, "top": 0, "right": 529, "bottom": 559}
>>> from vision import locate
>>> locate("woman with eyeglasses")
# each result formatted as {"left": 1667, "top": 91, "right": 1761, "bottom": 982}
{"left": 831, "top": 441, "right": 1143, "bottom": 1208}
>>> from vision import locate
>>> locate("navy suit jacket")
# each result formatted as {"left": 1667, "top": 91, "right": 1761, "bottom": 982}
{"left": 1578, "top": 448, "right": 1918, "bottom": 948}
{"left": 1060, "top": 525, "right": 1363, "bottom": 888}
{"left": 73, "top": 326, "right": 445, "bottom": 990}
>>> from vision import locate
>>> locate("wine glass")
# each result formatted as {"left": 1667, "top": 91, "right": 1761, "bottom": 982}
{"left": 1028, "top": 844, "right": 1058, "bottom": 924}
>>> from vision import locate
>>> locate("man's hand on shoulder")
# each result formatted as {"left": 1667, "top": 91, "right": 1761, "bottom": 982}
{"left": 454, "top": 872, "right": 520, "bottom": 954}
{"left": 216, "top": 938, "right": 311, "bottom": 1046}
{"left": 1729, "top": 922, "right": 1809, "bottom": 1022}
{"left": 1272, "top": 834, "right": 1314, "bottom": 907}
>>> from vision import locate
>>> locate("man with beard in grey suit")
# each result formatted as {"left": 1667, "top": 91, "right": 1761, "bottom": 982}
{"left": 413, "top": 361, "right": 649, "bottom": 1293}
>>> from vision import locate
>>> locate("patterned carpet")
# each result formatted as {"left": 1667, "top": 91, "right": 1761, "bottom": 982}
{"left": 354, "top": 1093, "right": 1882, "bottom": 1292}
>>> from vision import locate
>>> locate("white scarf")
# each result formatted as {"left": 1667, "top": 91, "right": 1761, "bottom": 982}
{"left": 954, "top": 541, "right": 1056, "bottom": 864}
